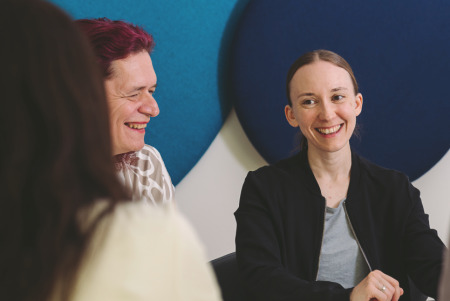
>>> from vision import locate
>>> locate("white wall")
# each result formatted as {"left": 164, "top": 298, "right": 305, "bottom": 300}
{"left": 176, "top": 109, "right": 450, "bottom": 260}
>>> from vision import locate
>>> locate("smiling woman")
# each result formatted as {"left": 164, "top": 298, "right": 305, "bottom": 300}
{"left": 76, "top": 19, "right": 174, "bottom": 205}
{"left": 235, "top": 50, "right": 445, "bottom": 301}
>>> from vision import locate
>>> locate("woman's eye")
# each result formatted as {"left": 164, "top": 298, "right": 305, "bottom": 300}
{"left": 332, "top": 95, "right": 344, "bottom": 101}
{"left": 302, "top": 99, "right": 316, "bottom": 105}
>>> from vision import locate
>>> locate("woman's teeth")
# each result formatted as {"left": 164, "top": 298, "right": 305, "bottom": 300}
{"left": 317, "top": 124, "right": 341, "bottom": 135}
{"left": 126, "top": 123, "right": 147, "bottom": 129}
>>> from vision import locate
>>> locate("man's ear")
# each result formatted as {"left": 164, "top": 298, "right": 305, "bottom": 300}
{"left": 355, "top": 93, "right": 363, "bottom": 116}
{"left": 285, "top": 105, "right": 299, "bottom": 128}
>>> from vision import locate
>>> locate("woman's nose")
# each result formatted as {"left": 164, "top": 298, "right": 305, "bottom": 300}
{"left": 319, "top": 102, "right": 335, "bottom": 120}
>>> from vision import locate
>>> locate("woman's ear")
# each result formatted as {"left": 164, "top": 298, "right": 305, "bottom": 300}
{"left": 285, "top": 105, "right": 299, "bottom": 127}
{"left": 354, "top": 93, "right": 363, "bottom": 116}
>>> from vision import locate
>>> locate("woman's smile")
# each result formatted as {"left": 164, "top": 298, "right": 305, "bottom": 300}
{"left": 315, "top": 124, "right": 343, "bottom": 136}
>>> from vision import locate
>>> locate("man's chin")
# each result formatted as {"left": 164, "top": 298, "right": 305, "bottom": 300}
{"left": 112, "top": 142, "right": 145, "bottom": 156}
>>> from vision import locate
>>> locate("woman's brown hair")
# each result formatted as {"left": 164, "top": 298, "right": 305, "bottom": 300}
{"left": 0, "top": 0, "right": 129, "bottom": 300}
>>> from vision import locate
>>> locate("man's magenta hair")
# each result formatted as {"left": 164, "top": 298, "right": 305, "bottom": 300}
{"left": 76, "top": 18, "right": 155, "bottom": 78}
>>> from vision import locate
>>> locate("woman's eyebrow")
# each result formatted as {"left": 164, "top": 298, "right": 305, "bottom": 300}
{"left": 331, "top": 87, "right": 348, "bottom": 92}
{"left": 296, "top": 92, "right": 315, "bottom": 99}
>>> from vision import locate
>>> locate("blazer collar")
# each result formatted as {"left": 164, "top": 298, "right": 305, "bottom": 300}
{"left": 281, "top": 149, "right": 362, "bottom": 199}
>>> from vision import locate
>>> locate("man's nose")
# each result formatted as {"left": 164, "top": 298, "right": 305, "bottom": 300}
{"left": 139, "top": 94, "right": 159, "bottom": 117}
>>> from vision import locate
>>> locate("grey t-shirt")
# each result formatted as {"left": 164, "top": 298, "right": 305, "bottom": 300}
{"left": 316, "top": 200, "right": 370, "bottom": 288}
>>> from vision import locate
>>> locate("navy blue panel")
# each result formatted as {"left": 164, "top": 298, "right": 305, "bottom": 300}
{"left": 231, "top": 0, "right": 450, "bottom": 180}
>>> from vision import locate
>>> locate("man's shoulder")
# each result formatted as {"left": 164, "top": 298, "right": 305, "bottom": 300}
{"left": 137, "top": 144, "right": 162, "bottom": 158}
{"left": 133, "top": 144, "right": 165, "bottom": 167}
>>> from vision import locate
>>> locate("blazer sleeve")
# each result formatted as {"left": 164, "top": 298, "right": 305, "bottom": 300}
{"left": 402, "top": 181, "right": 446, "bottom": 299}
{"left": 235, "top": 171, "right": 352, "bottom": 301}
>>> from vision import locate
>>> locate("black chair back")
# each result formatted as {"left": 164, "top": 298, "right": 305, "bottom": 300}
{"left": 211, "top": 252, "right": 247, "bottom": 301}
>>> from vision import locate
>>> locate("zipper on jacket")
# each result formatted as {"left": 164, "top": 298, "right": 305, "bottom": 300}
{"left": 343, "top": 201, "right": 373, "bottom": 271}
{"left": 315, "top": 198, "right": 327, "bottom": 280}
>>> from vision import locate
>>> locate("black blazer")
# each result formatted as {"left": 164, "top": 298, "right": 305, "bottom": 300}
{"left": 235, "top": 150, "right": 444, "bottom": 301}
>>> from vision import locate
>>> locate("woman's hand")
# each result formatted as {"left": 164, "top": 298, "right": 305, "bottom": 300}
{"left": 350, "top": 270, "right": 404, "bottom": 301}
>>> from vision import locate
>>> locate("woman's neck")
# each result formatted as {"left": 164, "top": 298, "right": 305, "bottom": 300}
{"left": 308, "top": 144, "right": 351, "bottom": 177}
{"left": 307, "top": 144, "right": 352, "bottom": 208}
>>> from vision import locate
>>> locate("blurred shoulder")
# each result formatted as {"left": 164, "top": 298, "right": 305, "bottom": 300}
{"left": 72, "top": 201, "right": 219, "bottom": 301}
{"left": 106, "top": 201, "right": 195, "bottom": 242}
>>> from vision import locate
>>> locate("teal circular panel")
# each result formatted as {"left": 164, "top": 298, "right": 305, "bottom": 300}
{"left": 50, "top": 0, "right": 240, "bottom": 185}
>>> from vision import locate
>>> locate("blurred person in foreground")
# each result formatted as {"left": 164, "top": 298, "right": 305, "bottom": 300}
{"left": 0, "top": 1, "right": 221, "bottom": 300}
{"left": 439, "top": 237, "right": 450, "bottom": 300}
{"left": 76, "top": 17, "right": 174, "bottom": 205}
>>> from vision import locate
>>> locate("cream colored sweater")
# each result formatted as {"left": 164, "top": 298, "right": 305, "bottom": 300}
{"left": 68, "top": 202, "right": 221, "bottom": 301}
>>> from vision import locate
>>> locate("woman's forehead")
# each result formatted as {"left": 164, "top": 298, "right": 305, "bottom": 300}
{"left": 290, "top": 61, "right": 354, "bottom": 93}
